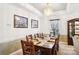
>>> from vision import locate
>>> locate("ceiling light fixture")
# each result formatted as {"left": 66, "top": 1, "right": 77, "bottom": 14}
{"left": 44, "top": 3, "right": 53, "bottom": 16}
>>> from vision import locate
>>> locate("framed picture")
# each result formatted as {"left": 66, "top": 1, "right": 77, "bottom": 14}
{"left": 31, "top": 19, "right": 38, "bottom": 28}
{"left": 14, "top": 15, "right": 28, "bottom": 28}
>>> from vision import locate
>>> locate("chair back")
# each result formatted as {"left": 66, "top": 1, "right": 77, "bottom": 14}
{"left": 34, "top": 34, "right": 36, "bottom": 38}
{"left": 26, "top": 35, "right": 33, "bottom": 41}
{"left": 37, "top": 33, "right": 39, "bottom": 37}
{"left": 28, "top": 35, "right": 33, "bottom": 39}
{"left": 40, "top": 33, "right": 44, "bottom": 39}
{"left": 21, "top": 40, "right": 35, "bottom": 55}
{"left": 34, "top": 33, "right": 39, "bottom": 38}
{"left": 26, "top": 35, "right": 28, "bottom": 41}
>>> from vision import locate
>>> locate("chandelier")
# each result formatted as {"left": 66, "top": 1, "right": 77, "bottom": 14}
{"left": 43, "top": 3, "right": 53, "bottom": 16}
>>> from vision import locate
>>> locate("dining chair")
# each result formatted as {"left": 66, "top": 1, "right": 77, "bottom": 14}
{"left": 34, "top": 34, "right": 36, "bottom": 38}
{"left": 28, "top": 35, "right": 33, "bottom": 39}
{"left": 41, "top": 33, "right": 44, "bottom": 39}
{"left": 37, "top": 33, "right": 44, "bottom": 39}
{"left": 53, "top": 44, "right": 57, "bottom": 55}
{"left": 37, "top": 33, "right": 39, "bottom": 38}
{"left": 34, "top": 33, "right": 39, "bottom": 38}
{"left": 25, "top": 35, "right": 41, "bottom": 54}
{"left": 26, "top": 35, "right": 28, "bottom": 41}
{"left": 26, "top": 35, "right": 33, "bottom": 41}
{"left": 21, "top": 40, "right": 35, "bottom": 55}
{"left": 51, "top": 35, "right": 60, "bottom": 55}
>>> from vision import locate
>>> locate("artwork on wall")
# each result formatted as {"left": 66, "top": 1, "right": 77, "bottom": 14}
{"left": 14, "top": 15, "right": 28, "bottom": 28}
{"left": 31, "top": 19, "right": 38, "bottom": 28}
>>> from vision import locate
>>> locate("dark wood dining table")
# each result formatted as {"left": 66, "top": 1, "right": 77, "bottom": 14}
{"left": 32, "top": 37, "right": 57, "bottom": 55}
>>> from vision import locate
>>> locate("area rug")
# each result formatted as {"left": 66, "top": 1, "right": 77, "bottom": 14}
{"left": 57, "top": 42, "right": 77, "bottom": 55}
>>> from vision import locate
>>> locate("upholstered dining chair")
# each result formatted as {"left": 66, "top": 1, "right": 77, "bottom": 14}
{"left": 21, "top": 40, "right": 35, "bottom": 55}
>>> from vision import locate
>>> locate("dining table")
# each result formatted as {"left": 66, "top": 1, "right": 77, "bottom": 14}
{"left": 32, "top": 36, "right": 57, "bottom": 55}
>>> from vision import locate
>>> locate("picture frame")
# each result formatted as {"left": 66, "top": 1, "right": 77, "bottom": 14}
{"left": 14, "top": 15, "right": 28, "bottom": 28}
{"left": 31, "top": 19, "right": 38, "bottom": 28}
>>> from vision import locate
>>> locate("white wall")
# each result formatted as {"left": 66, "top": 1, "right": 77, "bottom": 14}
{"left": 40, "top": 17, "right": 50, "bottom": 34}
{"left": 1, "top": 3, "right": 79, "bottom": 43}
{"left": 0, "top": 4, "right": 40, "bottom": 43}
{"left": 59, "top": 12, "right": 79, "bottom": 35}
{"left": 0, "top": 4, "right": 4, "bottom": 40}
{"left": 59, "top": 3, "right": 79, "bottom": 35}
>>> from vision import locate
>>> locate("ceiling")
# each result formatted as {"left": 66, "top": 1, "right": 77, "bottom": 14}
{"left": 30, "top": 3, "right": 67, "bottom": 13}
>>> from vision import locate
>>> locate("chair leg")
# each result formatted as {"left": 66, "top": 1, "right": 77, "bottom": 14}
{"left": 52, "top": 45, "right": 57, "bottom": 55}
{"left": 53, "top": 49, "right": 57, "bottom": 55}
{"left": 57, "top": 44, "right": 59, "bottom": 51}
